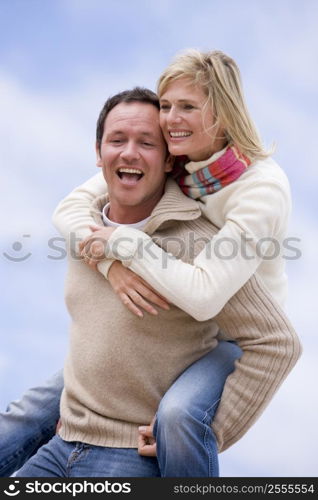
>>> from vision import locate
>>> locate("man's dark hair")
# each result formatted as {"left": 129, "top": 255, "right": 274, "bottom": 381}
{"left": 96, "top": 87, "right": 159, "bottom": 151}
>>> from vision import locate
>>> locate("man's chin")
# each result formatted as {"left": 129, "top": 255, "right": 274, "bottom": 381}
{"left": 112, "top": 194, "right": 145, "bottom": 210}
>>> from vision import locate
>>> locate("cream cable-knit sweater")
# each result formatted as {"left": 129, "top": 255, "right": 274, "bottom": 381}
{"left": 59, "top": 179, "right": 301, "bottom": 452}
{"left": 53, "top": 156, "right": 291, "bottom": 320}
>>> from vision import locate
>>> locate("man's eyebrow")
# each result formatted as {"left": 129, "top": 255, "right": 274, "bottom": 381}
{"left": 139, "top": 131, "right": 156, "bottom": 138}
{"left": 106, "top": 131, "right": 155, "bottom": 137}
{"left": 106, "top": 130, "right": 125, "bottom": 135}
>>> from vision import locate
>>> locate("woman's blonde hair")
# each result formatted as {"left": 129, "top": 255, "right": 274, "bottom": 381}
{"left": 157, "top": 49, "right": 272, "bottom": 161}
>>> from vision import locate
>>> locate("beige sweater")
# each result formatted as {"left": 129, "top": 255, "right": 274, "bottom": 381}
{"left": 59, "top": 179, "right": 301, "bottom": 452}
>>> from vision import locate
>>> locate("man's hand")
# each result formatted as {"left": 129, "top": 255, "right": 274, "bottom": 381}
{"left": 108, "top": 261, "right": 170, "bottom": 318}
{"left": 138, "top": 418, "right": 157, "bottom": 457}
{"left": 79, "top": 226, "right": 115, "bottom": 270}
{"left": 56, "top": 419, "right": 62, "bottom": 433}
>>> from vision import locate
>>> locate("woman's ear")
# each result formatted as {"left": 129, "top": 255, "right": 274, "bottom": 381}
{"left": 95, "top": 142, "right": 103, "bottom": 168}
{"left": 164, "top": 154, "right": 174, "bottom": 173}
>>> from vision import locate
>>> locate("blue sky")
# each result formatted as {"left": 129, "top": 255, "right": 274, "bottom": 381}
{"left": 1, "top": 0, "right": 318, "bottom": 477}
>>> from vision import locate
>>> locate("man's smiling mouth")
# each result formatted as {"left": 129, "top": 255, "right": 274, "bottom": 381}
{"left": 116, "top": 167, "right": 144, "bottom": 184}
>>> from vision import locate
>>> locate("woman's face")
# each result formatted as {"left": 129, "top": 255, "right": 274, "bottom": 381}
{"left": 159, "top": 78, "right": 225, "bottom": 161}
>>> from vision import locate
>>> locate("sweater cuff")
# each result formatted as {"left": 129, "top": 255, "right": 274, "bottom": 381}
{"left": 97, "top": 259, "right": 115, "bottom": 280}
{"left": 105, "top": 226, "right": 151, "bottom": 267}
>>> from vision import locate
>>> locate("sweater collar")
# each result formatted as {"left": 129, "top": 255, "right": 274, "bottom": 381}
{"left": 91, "top": 177, "right": 201, "bottom": 235}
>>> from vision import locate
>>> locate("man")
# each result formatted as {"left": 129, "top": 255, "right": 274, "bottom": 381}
{"left": 2, "top": 88, "right": 300, "bottom": 477}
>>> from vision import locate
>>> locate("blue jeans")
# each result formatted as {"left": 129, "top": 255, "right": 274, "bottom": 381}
{"left": 0, "top": 371, "right": 63, "bottom": 477}
{"left": 1, "top": 341, "right": 241, "bottom": 477}
{"left": 154, "top": 340, "right": 241, "bottom": 476}
{"left": 15, "top": 435, "right": 160, "bottom": 477}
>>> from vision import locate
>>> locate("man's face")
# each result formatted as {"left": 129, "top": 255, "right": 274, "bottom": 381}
{"left": 96, "top": 102, "right": 172, "bottom": 222}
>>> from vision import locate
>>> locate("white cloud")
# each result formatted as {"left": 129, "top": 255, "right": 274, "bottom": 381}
{"left": 0, "top": 74, "right": 90, "bottom": 234}
{"left": 221, "top": 353, "right": 318, "bottom": 476}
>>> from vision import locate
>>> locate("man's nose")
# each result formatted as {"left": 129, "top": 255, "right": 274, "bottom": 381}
{"left": 120, "top": 141, "right": 140, "bottom": 162}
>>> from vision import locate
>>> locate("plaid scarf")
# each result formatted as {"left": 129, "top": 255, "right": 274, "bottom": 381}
{"left": 173, "top": 145, "right": 251, "bottom": 200}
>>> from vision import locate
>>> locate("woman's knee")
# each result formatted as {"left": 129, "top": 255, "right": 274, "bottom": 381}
{"left": 155, "top": 396, "right": 200, "bottom": 439}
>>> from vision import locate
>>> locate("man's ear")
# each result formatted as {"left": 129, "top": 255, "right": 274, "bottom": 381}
{"left": 164, "top": 154, "right": 174, "bottom": 173}
{"left": 95, "top": 142, "right": 102, "bottom": 168}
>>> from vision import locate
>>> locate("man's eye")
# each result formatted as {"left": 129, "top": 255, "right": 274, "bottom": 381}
{"left": 111, "top": 139, "right": 123, "bottom": 144}
{"left": 143, "top": 142, "right": 154, "bottom": 147}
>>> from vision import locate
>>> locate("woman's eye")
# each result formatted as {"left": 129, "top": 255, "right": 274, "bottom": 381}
{"left": 183, "top": 104, "right": 194, "bottom": 110}
{"left": 160, "top": 105, "right": 170, "bottom": 111}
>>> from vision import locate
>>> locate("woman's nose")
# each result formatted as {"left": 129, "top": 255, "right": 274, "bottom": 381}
{"left": 167, "top": 106, "right": 182, "bottom": 124}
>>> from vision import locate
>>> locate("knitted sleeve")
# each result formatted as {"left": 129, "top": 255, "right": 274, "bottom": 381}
{"left": 105, "top": 178, "right": 290, "bottom": 320}
{"left": 52, "top": 172, "right": 114, "bottom": 278}
{"left": 212, "top": 274, "right": 302, "bottom": 452}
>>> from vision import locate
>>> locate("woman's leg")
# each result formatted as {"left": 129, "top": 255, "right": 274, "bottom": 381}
{"left": 153, "top": 341, "right": 242, "bottom": 477}
{"left": 0, "top": 370, "right": 64, "bottom": 477}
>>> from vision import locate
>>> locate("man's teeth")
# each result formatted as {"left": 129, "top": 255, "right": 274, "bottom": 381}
{"left": 169, "top": 131, "right": 192, "bottom": 137}
{"left": 118, "top": 168, "right": 143, "bottom": 174}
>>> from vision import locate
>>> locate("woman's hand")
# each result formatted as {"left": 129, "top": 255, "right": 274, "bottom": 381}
{"left": 79, "top": 226, "right": 115, "bottom": 270}
{"left": 108, "top": 261, "right": 170, "bottom": 318}
{"left": 79, "top": 226, "right": 170, "bottom": 316}
{"left": 138, "top": 418, "right": 157, "bottom": 457}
